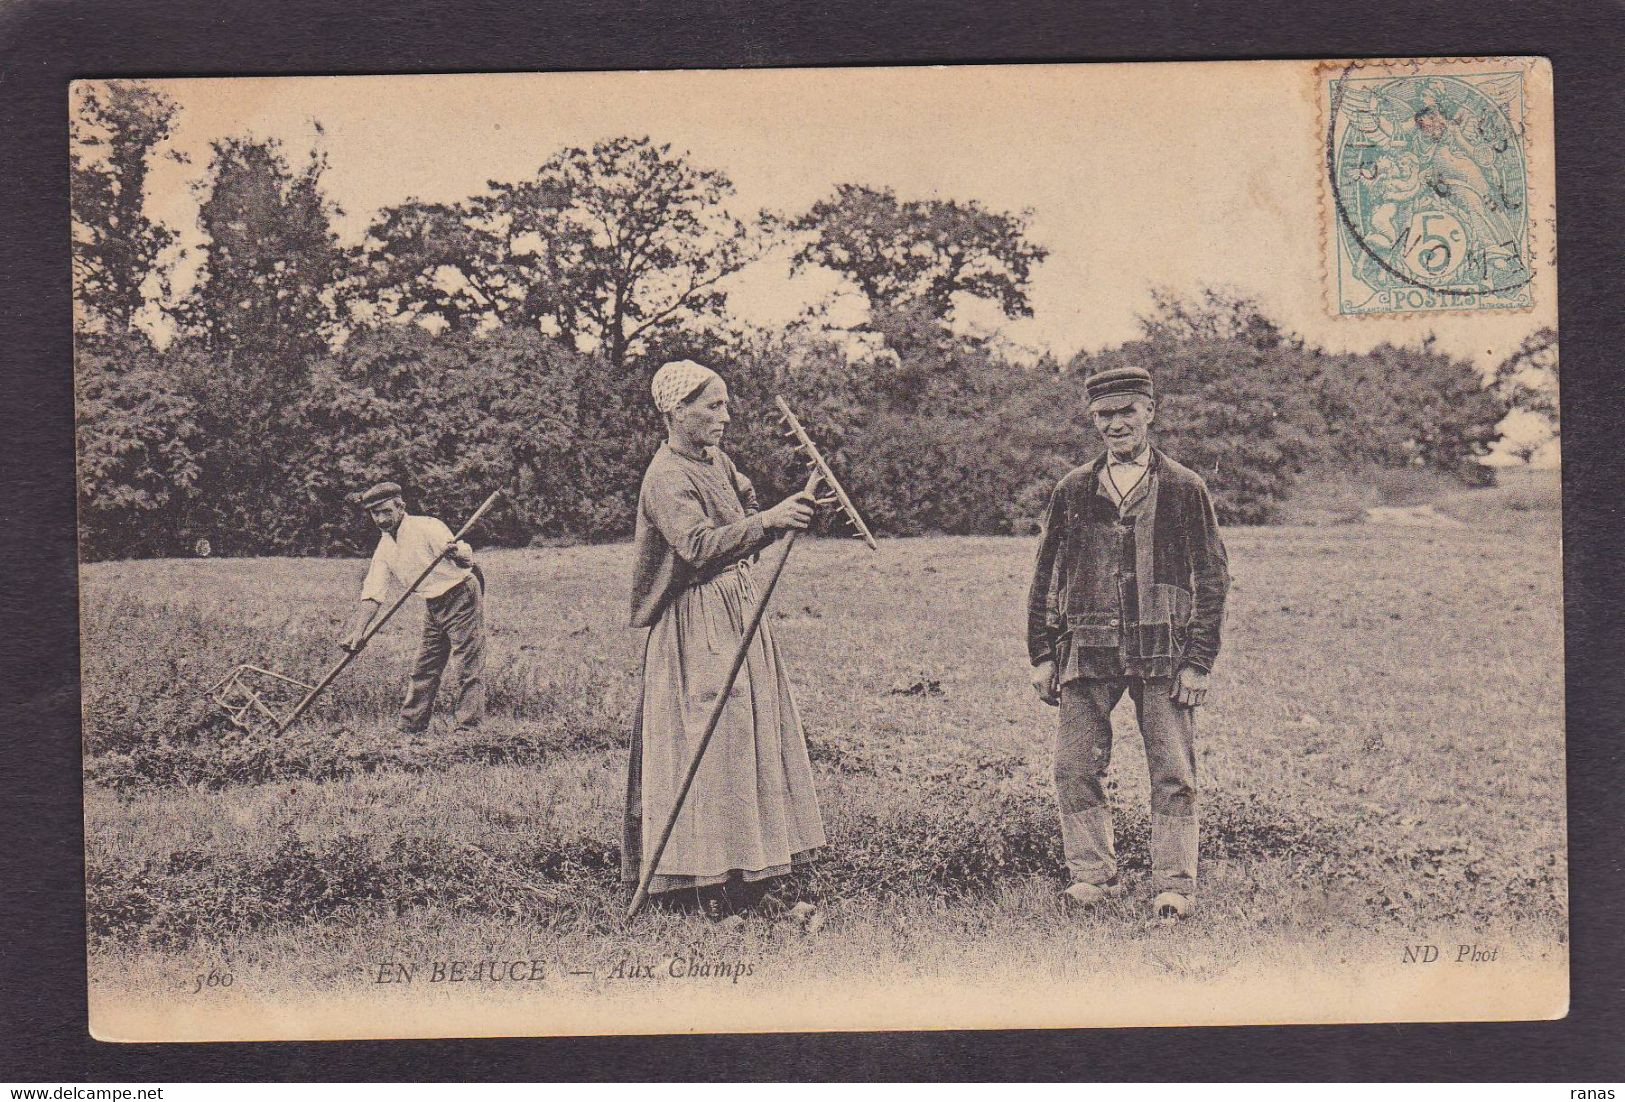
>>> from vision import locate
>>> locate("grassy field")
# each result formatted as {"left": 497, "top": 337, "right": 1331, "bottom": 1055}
{"left": 79, "top": 475, "right": 1567, "bottom": 1036}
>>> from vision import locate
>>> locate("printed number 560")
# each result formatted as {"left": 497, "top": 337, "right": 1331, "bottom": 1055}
{"left": 191, "top": 969, "right": 234, "bottom": 993}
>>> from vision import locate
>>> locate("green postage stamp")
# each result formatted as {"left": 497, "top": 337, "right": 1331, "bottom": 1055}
{"left": 1323, "top": 58, "right": 1542, "bottom": 317}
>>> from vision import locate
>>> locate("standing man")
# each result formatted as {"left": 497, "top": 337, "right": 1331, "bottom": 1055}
{"left": 1026, "top": 367, "right": 1230, "bottom": 923}
{"left": 340, "top": 482, "right": 486, "bottom": 735}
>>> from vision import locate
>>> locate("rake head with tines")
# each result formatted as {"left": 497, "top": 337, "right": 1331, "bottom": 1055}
{"left": 774, "top": 395, "right": 878, "bottom": 550}
{"left": 205, "top": 663, "right": 317, "bottom": 737}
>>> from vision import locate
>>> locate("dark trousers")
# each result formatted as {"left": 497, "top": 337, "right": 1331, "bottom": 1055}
{"left": 1055, "top": 677, "right": 1198, "bottom": 894}
{"left": 400, "top": 577, "right": 484, "bottom": 733}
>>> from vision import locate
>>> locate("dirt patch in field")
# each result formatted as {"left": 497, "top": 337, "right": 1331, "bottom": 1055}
{"left": 1363, "top": 505, "right": 1465, "bottom": 528}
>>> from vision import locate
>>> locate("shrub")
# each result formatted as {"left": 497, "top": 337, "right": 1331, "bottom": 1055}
{"left": 74, "top": 301, "right": 1521, "bottom": 554}
{"left": 293, "top": 324, "right": 595, "bottom": 553}
{"left": 75, "top": 334, "right": 208, "bottom": 560}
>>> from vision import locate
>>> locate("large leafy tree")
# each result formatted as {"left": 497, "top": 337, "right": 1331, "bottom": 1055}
{"left": 347, "top": 200, "right": 506, "bottom": 332}
{"left": 75, "top": 332, "right": 207, "bottom": 559}
{"left": 351, "top": 138, "right": 751, "bottom": 373}
{"left": 70, "top": 81, "right": 184, "bottom": 334}
{"left": 172, "top": 134, "right": 349, "bottom": 547}
{"left": 1303, "top": 338, "right": 1507, "bottom": 482}
{"left": 787, "top": 183, "right": 1049, "bottom": 324}
{"left": 347, "top": 196, "right": 569, "bottom": 334}
{"left": 493, "top": 136, "right": 754, "bottom": 372}
{"left": 179, "top": 135, "right": 346, "bottom": 386}
{"left": 1136, "top": 285, "right": 1291, "bottom": 351}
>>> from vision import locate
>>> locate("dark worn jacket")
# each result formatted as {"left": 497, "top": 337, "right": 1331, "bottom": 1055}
{"left": 1026, "top": 447, "right": 1230, "bottom": 677}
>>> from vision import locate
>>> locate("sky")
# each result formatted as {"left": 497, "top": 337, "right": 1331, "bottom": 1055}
{"left": 95, "top": 63, "right": 1555, "bottom": 372}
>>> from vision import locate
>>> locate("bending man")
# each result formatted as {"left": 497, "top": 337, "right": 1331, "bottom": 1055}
{"left": 340, "top": 481, "right": 485, "bottom": 734}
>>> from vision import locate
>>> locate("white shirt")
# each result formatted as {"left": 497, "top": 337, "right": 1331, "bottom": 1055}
{"left": 1098, "top": 449, "right": 1151, "bottom": 509}
{"left": 360, "top": 514, "right": 473, "bottom": 604}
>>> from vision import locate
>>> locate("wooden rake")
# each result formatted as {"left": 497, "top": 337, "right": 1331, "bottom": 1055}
{"left": 203, "top": 489, "right": 502, "bottom": 739}
{"left": 625, "top": 396, "right": 876, "bottom": 919}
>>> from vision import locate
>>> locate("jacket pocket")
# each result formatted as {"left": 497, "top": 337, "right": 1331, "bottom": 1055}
{"left": 1143, "top": 583, "right": 1193, "bottom": 626}
{"left": 1138, "top": 584, "right": 1192, "bottom": 660}
{"left": 1065, "top": 613, "right": 1120, "bottom": 649}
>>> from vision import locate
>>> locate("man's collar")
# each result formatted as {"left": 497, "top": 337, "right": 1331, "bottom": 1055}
{"left": 1094, "top": 445, "right": 1156, "bottom": 470}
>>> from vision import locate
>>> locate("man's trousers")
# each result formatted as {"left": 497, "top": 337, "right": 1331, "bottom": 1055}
{"left": 1055, "top": 677, "right": 1197, "bottom": 894}
{"left": 400, "top": 577, "right": 485, "bottom": 733}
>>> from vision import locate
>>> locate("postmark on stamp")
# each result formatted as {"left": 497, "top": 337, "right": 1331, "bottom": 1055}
{"left": 1323, "top": 59, "right": 1536, "bottom": 318}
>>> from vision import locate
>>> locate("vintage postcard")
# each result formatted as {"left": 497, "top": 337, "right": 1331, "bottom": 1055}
{"left": 73, "top": 59, "right": 1563, "bottom": 1041}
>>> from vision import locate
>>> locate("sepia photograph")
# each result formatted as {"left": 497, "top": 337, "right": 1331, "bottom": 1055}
{"left": 71, "top": 59, "right": 1564, "bottom": 1041}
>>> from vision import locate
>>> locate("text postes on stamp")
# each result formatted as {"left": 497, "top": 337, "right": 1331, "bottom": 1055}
{"left": 1324, "top": 60, "right": 1534, "bottom": 318}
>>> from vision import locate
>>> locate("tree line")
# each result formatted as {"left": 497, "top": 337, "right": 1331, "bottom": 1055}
{"left": 72, "top": 82, "right": 1557, "bottom": 560}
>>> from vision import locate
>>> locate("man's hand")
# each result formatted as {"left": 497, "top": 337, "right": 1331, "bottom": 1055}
{"left": 761, "top": 490, "right": 816, "bottom": 531}
{"left": 342, "top": 599, "right": 381, "bottom": 654}
{"left": 1031, "top": 659, "right": 1059, "bottom": 707}
{"left": 443, "top": 539, "right": 474, "bottom": 567}
{"left": 1170, "top": 665, "right": 1210, "bottom": 708}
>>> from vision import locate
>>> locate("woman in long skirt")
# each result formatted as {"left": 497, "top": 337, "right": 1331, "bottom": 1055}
{"left": 622, "top": 360, "right": 826, "bottom": 921}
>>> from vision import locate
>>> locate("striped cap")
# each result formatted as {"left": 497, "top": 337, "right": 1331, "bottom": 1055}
{"left": 1083, "top": 366, "right": 1154, "bottom": 409}
{"left": 357, "top": 481, "right": 403, "bottom": 508}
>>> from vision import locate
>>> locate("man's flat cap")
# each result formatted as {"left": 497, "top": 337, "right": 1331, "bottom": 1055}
{"left": 357, "top": 481, "right": 403, "bottom": 508}
{"left": 1083, "top": 366, "right": 1155, "bottom": 408}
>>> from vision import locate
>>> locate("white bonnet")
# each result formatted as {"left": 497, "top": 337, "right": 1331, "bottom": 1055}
{"left": 650, "top": 359, "right": 722, "bottom": 414}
